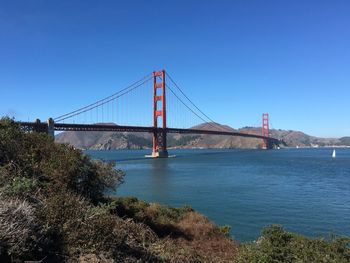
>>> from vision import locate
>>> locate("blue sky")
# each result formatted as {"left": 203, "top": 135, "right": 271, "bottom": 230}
{"left": 0, "top": 0, "right": 349, "bottom": 137}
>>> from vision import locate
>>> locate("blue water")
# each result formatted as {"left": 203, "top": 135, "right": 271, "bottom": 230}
{"left": 86, "top": 148, "right": 350, "bottom": 241}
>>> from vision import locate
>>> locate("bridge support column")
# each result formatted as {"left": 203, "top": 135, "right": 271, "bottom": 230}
{"left": 151, "top": 70, "right": 168, "bottom": 158}
{"left": 47, "top": 118, "right": 55, "bottom": 138}
{"left": 33, "top": 119, "right": 41, "bottom": 133}
{"left": 152, "top": 130, "right": 168, "bottom": 157}
{"left": 261, "top": 113, "right": 272, "bottom": 149}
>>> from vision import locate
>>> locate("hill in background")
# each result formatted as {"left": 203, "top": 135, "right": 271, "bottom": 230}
{"left": 55, "top": 122, "right": 350, "bottom": 150}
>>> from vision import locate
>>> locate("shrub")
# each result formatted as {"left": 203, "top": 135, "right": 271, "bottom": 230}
{"left": 40, "top": 191, "right": 164, "bottom": 261}
{"left": 0, "top": 118, "right": 126, "bottom": 260}
{"left": 234, "top": 225, "right": 350, "bottom": 263}
{"left": 0, "top": 194, "right": 44, "bottom": 261}
{"left": 39, "top": 191, "right": 123, "bottom": 257}
{"left": 0, "top": 117, "right": 124, "bottom": 203}
{"left": 106, "top": 196, "right": 193, "bottom": 238}
{"left": 218, "top": 225, "right": 231, "bottom": 237}
{"left": 2, "top": 177, "right": 38, "bottom": 198}
{"left": 155, "top": 212, "right": 238, "bottom": 262}
{"left": 109, "top": 196, "right": 193, "bottom": 224}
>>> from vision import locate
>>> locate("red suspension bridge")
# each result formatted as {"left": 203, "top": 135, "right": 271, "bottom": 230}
{"left": 18, "top": 70, "right": 281, "bottom": 157}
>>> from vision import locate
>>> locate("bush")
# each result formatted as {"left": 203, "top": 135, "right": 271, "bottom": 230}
{"left": 0, "top": 118, "right": 126, "bottom": 261}
{"left": 0, "top": 194, "right": 44, "bottom": 261}
{"left": 234, "top": 225, "right": 350, "bottom": 263}
{"left": 107, "top": 196, "right": 193, "bottom": 238}
{"left": 109, "top": 196, "right": 193, "bottom": 223}
{"left": 2, "top": 177, "right": 38, "bottom": 197}
{"left": 218, "top": 225, "right": 231, "bottom": 237}
{"left": 39, "top": 191, "right": 124, "bottom": 258}
{"left": 39, "top": 191, "right": 163, "bottom": 262}
{"left": 0, "top": 117, "right": 124, "bottom": 203}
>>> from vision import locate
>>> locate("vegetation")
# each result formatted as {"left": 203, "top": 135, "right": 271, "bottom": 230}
{"left": 0, "top": 117, "right": 349, "bottom": 262}
{"left": 0, "top": 118, "right": 237, "bottom": 262}
{"left": 167, "top": 135, "right": 201, "bottom": 147}
{"left": 126, "top": 134, "right": 152, "bottom": 149}
{"left": 234, "top": 225, "right": 350, "bottom": 263}
{"left": 339, "top": 137, "right": 350, "bottom": 146}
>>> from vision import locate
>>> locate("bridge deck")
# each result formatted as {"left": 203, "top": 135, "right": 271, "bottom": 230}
{"left": 17, "top": 122, "right": 280, "bottom": 144}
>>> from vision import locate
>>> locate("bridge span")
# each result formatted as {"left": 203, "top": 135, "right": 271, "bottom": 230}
{"left": 18, "top": 120, "right": 281, "bottom": 155}
{"left": 16, "top": 69, "right": 281, "bottom": 157}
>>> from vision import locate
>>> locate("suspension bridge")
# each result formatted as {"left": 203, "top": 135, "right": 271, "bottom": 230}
{"left": 18, "top": 70, "right": 281, "bottom": 157}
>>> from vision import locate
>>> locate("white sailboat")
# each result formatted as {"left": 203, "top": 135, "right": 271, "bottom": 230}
{"left": 332, "top": 149, "right": 336, "bottom": 158}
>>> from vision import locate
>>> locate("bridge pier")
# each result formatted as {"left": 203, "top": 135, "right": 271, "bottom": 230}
{"left": 262, "top": 139, "right": 273, "bottom": 150}
{"left": 151, "top": 130, "right": 168, "bottom": 158}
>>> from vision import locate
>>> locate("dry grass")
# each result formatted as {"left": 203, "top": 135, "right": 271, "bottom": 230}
{"left": 108, "top": 196, "right": 239, "bottom": 262}
{"left": 148, "top": 211, "right": 238, "bottom": 262}
{"left": 174, "top": 212, "right": 238, "bottom": 262}
{"left": 0, "top": 194, "right": 42, "bottom": 259}
{"left": 69, "top": 254, "right": 113, "bottom": 263}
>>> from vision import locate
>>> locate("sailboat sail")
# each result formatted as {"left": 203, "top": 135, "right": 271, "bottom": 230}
{"left": 332, "top": 149, "right": 336, "bottom": 158}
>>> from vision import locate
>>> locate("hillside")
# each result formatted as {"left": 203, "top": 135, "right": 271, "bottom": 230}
{"left": 0, "top": 118, "right": 239, "bottom": 262}
{"left": 55, "top": 122, "right": 350, "bottom": 149}
{"left": 1, "top": 117, "right": 350, "bottom": 262}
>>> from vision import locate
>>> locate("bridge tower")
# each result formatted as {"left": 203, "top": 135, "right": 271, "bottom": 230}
{"left": 151, "top": 70, "right": 168, "bottom": 158}
{"left": 47, "top": 118, "right": 55, "bottom": 138}
{"left": 262, "top": 113, "right": 270, "bottom": 149}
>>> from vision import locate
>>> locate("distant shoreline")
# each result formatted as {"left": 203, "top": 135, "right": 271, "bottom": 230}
{"left": 81, "top": 146, "right": 350, "bottom": 151}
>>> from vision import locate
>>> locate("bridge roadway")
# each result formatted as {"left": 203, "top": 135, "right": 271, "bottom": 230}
{"left": 18, "top": 122, "right": 281, "bottom": 144}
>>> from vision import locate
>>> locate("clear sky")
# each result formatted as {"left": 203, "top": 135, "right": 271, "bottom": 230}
{"left": 1, "top": 0, "right": 349, "bottom": 137}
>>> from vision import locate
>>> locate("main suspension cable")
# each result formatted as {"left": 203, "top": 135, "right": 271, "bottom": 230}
{"left": 54, "top": 72, "right": 152, "bottom": 122}
{"left": 55, "top": 75, "right": 152, "bottom": 122}
{"left": 166, "top": 72, "right": 228, "bottom": 131}
{"left": 166, "top": 84, "right": 219, "bottom": 130}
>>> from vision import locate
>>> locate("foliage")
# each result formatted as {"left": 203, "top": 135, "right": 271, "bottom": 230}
{"left": 39, "top": 191, "right": 123, "bottom": 257}
{"left": 2, "top": 177, "right": 38, "bottom": 198}
{"left": 339, "top": 137, "right": 350, "bottom": 146}
{"left": 126, "top": 134, "right": 152, "bottom": 148}
{"left": 234, "top": 225, "right": 350, "bottom": 263}
{"left": 106, "top": 196, "right": 194, "bottom": 237}
{"left": 109, "top": 196, "right": 193, "bottom": 222}
{"left": 0, "top": 117, "right": 124, "bottom": 203}
{"left": 0, "top": 194, "right": 45, "bottom": 261}
{"left": 218, "top": 225, "right": 232, "bottom": 236}
{"left": 0, "top": 117, "right": 127, "bottom": 261}
{"left": 167, "top": 135, "right": 201, "bottom": 147}
{"left": 105, "top": 196, "right": 239, "bottom": 262}
{"left": 2, "top": 117, "right": 349, "bottom": 262}
{"left": 1, "top": 117, "right": 236, "bottom": 262}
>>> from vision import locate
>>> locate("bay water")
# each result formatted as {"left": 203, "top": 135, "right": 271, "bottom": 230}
{"left": 86, "top": 148, "right": 350, "bottom": 241}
